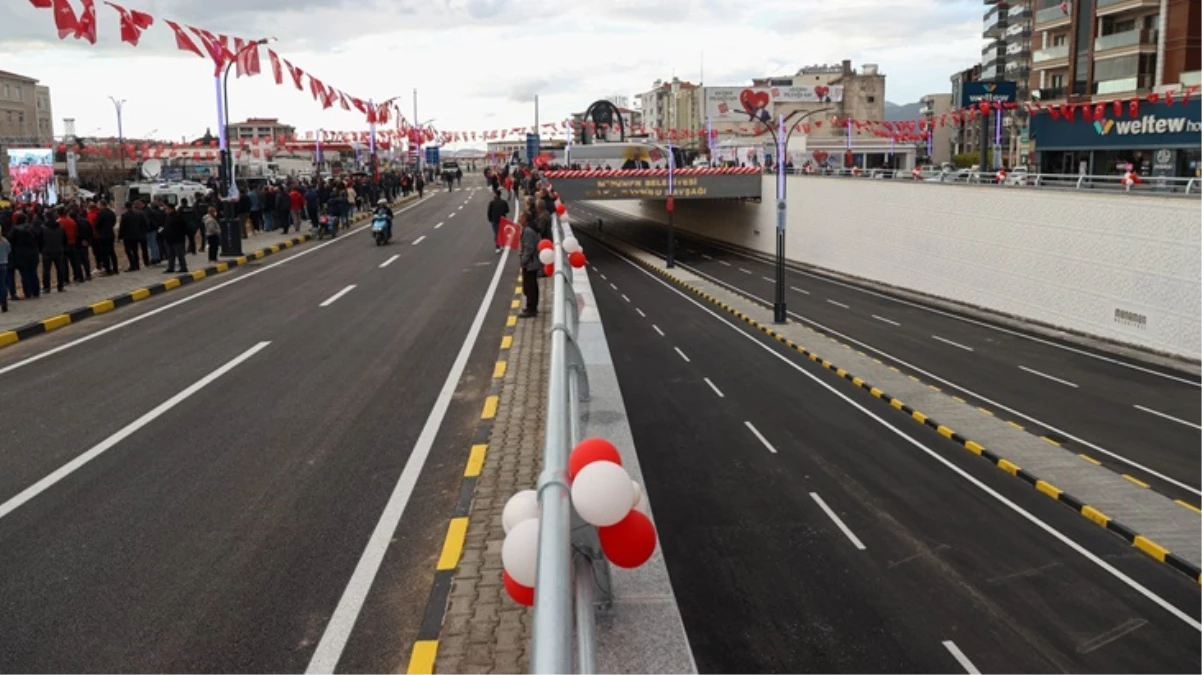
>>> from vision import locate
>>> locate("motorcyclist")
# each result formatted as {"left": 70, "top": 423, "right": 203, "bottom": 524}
{"left": 373, "top": 199, "right": 393, "bottom": 241}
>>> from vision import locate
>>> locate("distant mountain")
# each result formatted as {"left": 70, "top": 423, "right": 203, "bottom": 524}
{"left": 885, "top": 101, "right": 922, "bottom": 121}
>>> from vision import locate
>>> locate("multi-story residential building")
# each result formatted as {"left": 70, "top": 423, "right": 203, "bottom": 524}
{"left": 950, "top": 64, "right": 984, "bottom": 159}
{"left": 636, "top": 78, "right": 703, "bottom": 150}
{"left": 1, "top": 69, "right": 55, "bottom": 196}
{"left": 228, "top": 117, "right": 295, "bottom": 143}
{"left": 981, "top": 0, "right": 1033, "bottom": 166}
{"left": 919, "top": 93, "right": 955, "bottom": 165}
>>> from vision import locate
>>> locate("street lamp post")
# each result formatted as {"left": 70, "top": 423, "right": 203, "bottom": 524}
{"left": 107, "top": 96, "right": 125, "bottom": 172}
{"left": 749, "top": 106, "right": 831, "bottom": 323}
{"left": 219, "top": 37, "right": 274, "bottom": 257}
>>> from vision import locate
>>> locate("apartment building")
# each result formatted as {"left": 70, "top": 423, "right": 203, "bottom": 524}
{"left": 950, "top": 64, "right": 984, "bottom": 158}
{"left": 228, "top": 117, "right": 296, "bottom": 143}
{"left": 919, "top": 93, "right": 956, "bottom": 165}
{"left": 636, "top": 78, "right": 703, "bottom": 150}
{"left": 981, "top": 0, "right": 1034, "bottom": 164}
{"left": 1, "top": 69, "right": 55, "bottom": 196}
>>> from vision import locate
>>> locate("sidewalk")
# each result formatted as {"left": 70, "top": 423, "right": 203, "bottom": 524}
{"left": 0, "top": 200, "right": 411, "bottom": 347}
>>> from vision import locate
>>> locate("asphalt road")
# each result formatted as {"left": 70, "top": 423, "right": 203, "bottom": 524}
{"left": 0, "top": 181, "right": 511, "bottom": 673}
{"left": 580, "top": 234, "right": 1201, "bottom": 674}
{"left": 572, "top": 203, "right": 1202, "bottom": 503}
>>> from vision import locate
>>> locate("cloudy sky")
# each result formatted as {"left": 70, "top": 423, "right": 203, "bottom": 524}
{"left": 3, "top": 0, "right": 982, "bottom": 146}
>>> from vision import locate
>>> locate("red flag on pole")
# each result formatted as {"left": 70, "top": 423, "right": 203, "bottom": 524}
{"left": 268, "top": 49, "right": 283, "bottom": 85}
{"left": 104, "top": 2, "right": 153, "bottom": 46}
{"left": 73, "top": 0, "right": 98, "bottom": 44}
{"left": 51, "top": 0, "right": 79, "bottom": 40}
{"left": 497, "top": 217, "right": 521, "bottom": 250}
{"left": 165, "top": 20, "right": 203, "bottom": 57}
{"left": 283, "top": 59, "right": 304, "bottom": 90}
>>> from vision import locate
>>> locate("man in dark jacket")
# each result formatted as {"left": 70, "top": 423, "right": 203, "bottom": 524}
{"left": 120, "top": 201, "right": 149, "bottom": 271}
{"left": 8, "top": 219, "right": 40, "bottom": 299}
{"left": 93, "top": 201, "right": 118, "bottom": 275}
{"left": 40, "top": 215, "right": 68, "bottom": 293}
{"left": 146, "top": 201, "right": 167, "bottom": 264}
{"left": 518, "top": 213, "right": 542, "bottom": 318}
{"left": 162, "top": 203, "right": 189, "bottom": 274}
{"left": 486, "top": 189, "right": 509, "bottom": 254}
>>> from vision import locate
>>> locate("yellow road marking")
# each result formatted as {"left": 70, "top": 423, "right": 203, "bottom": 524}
{"left": 215, "top": 262, "right": 229, "bottom": 273}
{"left": 890, "top": 398, "right": 904, "bottom": 410}
{"left": 465, "top": 444, "right": 488, "bottom": 477}
{"left": 493, "top": 361, "right": 507, "bottom": 378}
{"left": 0, "top": 331, "right": 18, "bottom": 348}
{"left": 163, "top": 278, "right": 181, "bottom": 290}
{"left": 190, "top": 269, "right": 206, "bottom": 280}
{"left": 90, "top": 299, "right": 115, "bottom": 314}
{"left": 936, "top": 425, "right": 955, "bottom": 439}
{"left": 500, "top": 335, "right": 513, "bottom": 350}
{"left": 964, "top": 440, "right": 985, "bottom": 455}
{"left": 1006, "top": 420, "right": 1024, "bottom": 431}
{"left": 1173, "top": 500, "right": 1202, "bottom": 515}
{"left": 1133, "top": 535, "right": 1169, "bottom": 562}
{"left": 978, "top": 407, "right": 994, "bottom": 416}
{"left": 407, "top": 640, "right": 439, "bottom": 674}
{"left": 42, "top": 315, "right": 70, "bottom": 331}
{"left": 481, "top": 395, "right": 499, "bottom": 419}
{"left": 997, "top": 459, "right": 1020, "bottom": 475}
{"left": 436, "top": 518, "right": 469, "bottom": 570}
{"left": 912, "top": 411, "right": 928, "bottom": 424}
{"left": 129, "top": 288, "right": 151, "bottom": 301}
{"left": 1035, "top": 480, "right": 1062, "bottom": 499}
{"left": 1081, "top": 505, "right": 1110, "bottom": 527}
{"left": 1040, "top": 436, "right": 1062, "bottom": 447}
{"left": 235, "top": 255, "right": 248, "bottom": 265}
{"left": 868, "top": 387, "right": 883, "bottom": 398}
{"left": 952, "top": 396, "right": 966, "bottom": 404}
{"left": 506, "top": 315, "right": 517, "bottom": 327}
{"left": 510, "top": 299, "right": 520, "bottom": 309}
{"left": 1079, "top": 454, "right": 1102, "bottom": 465}
{"left": 1122, "top": 474, "right": 1150, "bottom": 488}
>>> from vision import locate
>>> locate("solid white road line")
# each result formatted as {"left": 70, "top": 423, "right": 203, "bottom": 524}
{"left": 739, "top": 268, "right": 753, "bottom": 275}
{"left": 826, "top": 299, "right": 850, "bottom": 309}
{"left": 674, "top": 347, "right": 691, "bottom": 363}
{"left": 379, "top": 254, "right": 400, "bottom": 269}
{"left": 652, "top": 325, "right": 665, "bottom": 337}
{"left": 0, "top": 341, "right": 271, "bottom": 520}
{"left": 621, "top": 294, "right": 630, "bottom": 303}
{"left": 1134, "top": 404, "right": 1202, "bottom": 430}
{"left": 434, "top": 222, "right": 444, "bottom": 229}
{"left": 942, "top": 641, "right": 981, "bottom": 674}
{"left": 412, "top": 235, "right": 427, "bottom": 246}
{"left": 1019, "top": 365, "right": 1079, "bottom": 388}
{"left": 704, "top": 377, "right": 725, "bottom": 398}
{"left": 809, "top": 492, "right": 867, "bottom": 550}
{"left": 790, "top": 286, "right": 810, "bottom": 295}
{"left": 641, "top": 254, "right": 1201, "bottom": 496}
{"left": 872, "top": 315, "right": 900, "bottom": 326}
{"left": 319, "top": 285, "right": 357, "bottom": 307}
{"left": 635, "top": 308, "right": 646, "bottom": 318}
{"left": 744, "top": 421, "right": 778, "bottom": 454}
{"left": 608, "top": 245, "right": 1201, "bottom": 631}
{"left": 0, "top": 197, "right": 432, "bottom": 377}
{"left": 932, "top": 335, "right": 974, "bottom": 352}
{"left": 305, "top": 248, "right": 512, "bottom": 674}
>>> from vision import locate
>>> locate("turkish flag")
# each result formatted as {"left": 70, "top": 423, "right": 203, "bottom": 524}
{"left": 268, "top": 49, "right": 283, "bottom": 85}
{"left": 497, "top": 217, "right": 521, "bottom": 250}
{"left": 165, "top": 20, "right": 203, "bottom": 57}
{"left": 51, "top": 0, "right": 78, "bottom": 40}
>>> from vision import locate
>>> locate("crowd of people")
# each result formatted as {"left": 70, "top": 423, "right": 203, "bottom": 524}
{"left": 483, "top": 164, "right": 563, "bottom": 320}
{"left": 0, "top": 168, "right": 429, "bottom": 313}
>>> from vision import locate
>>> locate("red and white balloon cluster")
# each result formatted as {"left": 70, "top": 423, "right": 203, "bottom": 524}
{"left": 498, "top": 437, "right": 658, "bottom": 607}
{"left": 534, "top": 206, "right": 588, "bottom": 277}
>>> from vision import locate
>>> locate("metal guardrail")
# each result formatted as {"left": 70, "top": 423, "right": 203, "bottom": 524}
{"left": 790, "top": 167, "right": 1200, "bottom": 196}
{"left": 530, "top": 209, "right": 612, "bottom": 674}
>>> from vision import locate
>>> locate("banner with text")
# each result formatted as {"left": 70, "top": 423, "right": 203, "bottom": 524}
{"left": 705, "top": 85, "right": 845, "bottom": 122}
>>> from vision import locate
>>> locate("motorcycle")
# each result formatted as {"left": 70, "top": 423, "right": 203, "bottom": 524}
{"left": 371, "top": 214, "right": 392, "bottom": 246}
{"left": 316, "top": 214, "right": 337, "bottom": 240}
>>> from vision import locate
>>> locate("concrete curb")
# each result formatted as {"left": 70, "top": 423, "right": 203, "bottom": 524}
{"left": 0, "top": 199, "right": 412, "bottom": 352}
{"left": 405, "top": 274, "right": 522, "bottom": 675}
{"left": 583, "top": 228, "right": 1202, "bottom": 587}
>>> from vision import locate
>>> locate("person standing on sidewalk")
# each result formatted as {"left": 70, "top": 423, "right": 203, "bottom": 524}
{"left": 518, "top": 212, "right": 541, "bottom": 318}
{"left": 487, "top": 189, "right": 509, "bottom": 253}
{"left": 119, "top": 201, "right": 148, "bottom": 271}
{"left": 40, "top": 213, "right": 68, "bottom": 293}
{"left": 0, "top": 230, "right": 10, "bottom": 312}
{"left": 203, "top": 206, "right": 221, "bottom": 262}
{"left": 93, "top": 200, "right": 118, "bottom": 276}
{"left": 9, "top": 216, "right": 40, "bottom": 300}
{"left": 74, "top": 206, "right": 95, "bottom": 282}
{"left": 162, "top": 203, "right": 189, "bottom": 274}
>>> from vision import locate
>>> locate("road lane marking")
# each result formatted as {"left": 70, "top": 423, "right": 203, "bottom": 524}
{"left": 1134, "top": 404, "right": 1201, "bottom": 430}
{"left": 1122, "top": 474, "right": 1150, "bottom": 488}
{"left": 379, "top": 254, "right": 400, "bottom": 268}
{"left": 436, "top": 518, "right": 469, "bottom": 570}
{"left": 652, "top": 325, "right": 665, "bottom": 337}
{"left": 1018, "top": 365, "right": 1079, "bottom": 388}
{"left": 701, "top": 254, "right": 713, "bottom": 260}
{"left": 704, "top": 377, "right": 724, "bottom": 398}
{"left": 319, "top": 285, "right": 357, "bottom": 307}
{"left": 412, "top": 235, "right": 427, "bottom": 246}
{"left": 448, "top": 212, "right": 456, "bottom": 218}
{"left": 635, "top": 308, "right": 646, "bottom": 318}
{"left": 0, "top": 341, "right": 271, "bottom": 521}
{"left": 932, "top": 335, "right": 974, "bottom": 352}
{"left": 744, "top": 421, "right": 778, "bottom": 454}
{"left": 457, "top": 206, "right": 463, "bottom": 211}
{"left": 826, "top": 299, "right": 850, "bottom": 309}
{"left": 434, "top": 222, "right": 444, "bottom": 229}
{"left": 790, "top": 286, "right": 810, "bottom": 295}
{"left": 609, "top": 250, "right": 1202, "bottom": 630}
{"left": 872, "top": 315, "right": 899, "bottom": 326}
{"left": 610, "top": 283, "right": 618, "bottom": 290}
{"left": 0, "top": 197, "right": 432, "bottom": 377}
{"left": 942, "top": 641, "right": 980, "bottom": 674}
{"left": 718, "top": 260, "right": 731, "bottom": 266}
{"left": 810, "top": 493, "right": 866, "bottom": 550}
{"left": 621, "top": 294, "right": 630, "bottom": 303}
{"left": 674, "top": 347, "right": 690, "bottom": 362}
{"left": 762, "top": 276, "right": 774, "bottom": 282}
{"left": 739, "top": 268, "right": 753, "bottom": 275}
{"left": 305, "top": 246, "right": 512, "bottom": 674}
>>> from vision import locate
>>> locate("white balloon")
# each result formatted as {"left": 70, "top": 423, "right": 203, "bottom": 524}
{"left": 571, "top": 461, "right": 635, "bottom": 527}
{"left": 563, "top": 236, "right": 581, "bottom": 253}
{"left": 502, "top": 518, "right": 540, "bottom": 587}
{"left": 538, "top": 248, "right": 555, "bottom": 265}
{"left": 502, "top": 490, "right": 540, "bottom": 534}
{"left": 630, "top": 481, "right": 643, "bottom": 510}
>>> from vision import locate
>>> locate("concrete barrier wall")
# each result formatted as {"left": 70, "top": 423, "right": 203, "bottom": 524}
{"left": 590, "top": 176, "right": 1202, "bottom": 360}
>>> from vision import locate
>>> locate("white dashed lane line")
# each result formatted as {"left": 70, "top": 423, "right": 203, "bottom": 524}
{"left": 412, "top": 235, "right": 426, "bottom": 246}
{"left": 790, "top": 286, "right": 810, "bottom": 295}
{"left": 1018, "top": 365, "right": 1079, "bottom": 388}
{"left": 379, "top": 254, "right": 400, "bottom": 268}
{"left": 635, "top": 308, "right": 646, "bottom": 318}
{"left": 704, "top": 377, "right": 725, "bottom": 398}
{"left": 674, "top": 347, "right": 690, "bottom": 363}
{"left": 810, "top": 492, "right": 867, "bottom": 550}
{"left": 827, "top": 299, "right": 850, "bottom": 309}
{"left": 931, "top": 335, "right": 974, "bottom": 352}
{"left": 652, "top": 325, "right": 665, "bottom": 337}
{"left": 872, "top": 315, "right": 900, "bottom": 326}
{"left": 319, "top": 285, "right": 357, "bottom": 307}
{"left": 744, "top": 421, "right": 778, "bottom": 454}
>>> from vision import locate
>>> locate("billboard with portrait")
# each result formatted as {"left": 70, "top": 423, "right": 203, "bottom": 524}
{"left": 705, "top": 85, "right": 844, "bottom": 123}
{"left": 8, "top": 148, "right": 57, "bottom": 204}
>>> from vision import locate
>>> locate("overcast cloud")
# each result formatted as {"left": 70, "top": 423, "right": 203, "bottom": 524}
{"left": 1, "top": 0, "right": 982, "bottom": 144}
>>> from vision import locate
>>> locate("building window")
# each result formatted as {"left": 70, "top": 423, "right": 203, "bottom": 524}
{"left": 1052, "top": 34, "right": 1067, "bottom": 46}
{"left": 2, "top": 84, "right": 8, "bottom": 98}
{"left": 15, "top": 86, "right": 22, "bottom": 101}
{"left": 1051, "top": 73, "right": 1065, "bottom": 88}
{"left": 867, "top": 96, "right": 875, "bottom": 103}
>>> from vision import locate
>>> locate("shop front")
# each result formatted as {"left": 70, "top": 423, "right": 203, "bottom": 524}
{"left": 1029, "top": 100, "right": 1201, "bottom": 178}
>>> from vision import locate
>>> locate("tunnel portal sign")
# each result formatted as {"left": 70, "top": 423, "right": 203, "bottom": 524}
{"left": 542, "top": 169, "right": 762, "bottom": 201}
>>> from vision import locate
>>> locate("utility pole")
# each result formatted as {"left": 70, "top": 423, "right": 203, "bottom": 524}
{"left": 108, "top": 97, "right": 125, "bottom": 171}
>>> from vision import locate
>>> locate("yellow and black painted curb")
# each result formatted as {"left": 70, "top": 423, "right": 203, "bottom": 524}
{"left": 597, "top": 234, "right": 1202, "bottom": 586}
{"left": 0, "top": 199, "right": 413, "bottom": 352}
{"left": 406, "top": 275, "right": 523, "bottom": 675}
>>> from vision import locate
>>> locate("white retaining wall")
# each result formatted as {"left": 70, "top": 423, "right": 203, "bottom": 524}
{"left": 590, "top": 176, "right": 1202, "bottom": 360}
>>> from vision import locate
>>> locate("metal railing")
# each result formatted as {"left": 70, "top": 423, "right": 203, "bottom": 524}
{"left": 530, "top": 210, "right": 612, "bottom": 674}
{"left": 795, "top": 167, "right": 1200, "bottom": 196}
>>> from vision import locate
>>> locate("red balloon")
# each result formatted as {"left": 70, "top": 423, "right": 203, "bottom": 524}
{"left": 569, "top": 437, "right": 621, "bottom": 481}
{"left": 503, "top": 570, "right": 534, "bottom": 606}
{"left": 544, "top": 263, "right": 555, "bottom": 277}
{"left": 538, "top": 239, "right": 554, "bottom": 252}
{"left": 598, "top": 510, "right": 657, "bottom": 569}
{"left": 568, "top": 251, "right": 586, "bottom": 269}
{"left": 555, "top": 203, "right": 567, "bottom": 216}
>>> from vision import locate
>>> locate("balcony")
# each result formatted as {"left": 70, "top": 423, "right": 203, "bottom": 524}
{"left": 1032, "top": 86, "right": 1066, "bottom": 101}
{"left": 1033, "top": 43, "right": 1070, "bottom": 63}
{"left": 984, "top": 16, "right": 1007, "bottom": 38}
{"left": 1094, "top": 28, "right": 1156, "bottom": 54}
{"left": 1035, "top": 2, "right": 1071, "bottom": 27}
{"left": 1096, "top": 0, "right": 1161, "bottom": 17}
{"left": 1094, "top": 74, "right": 1153, "bottom": 95}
